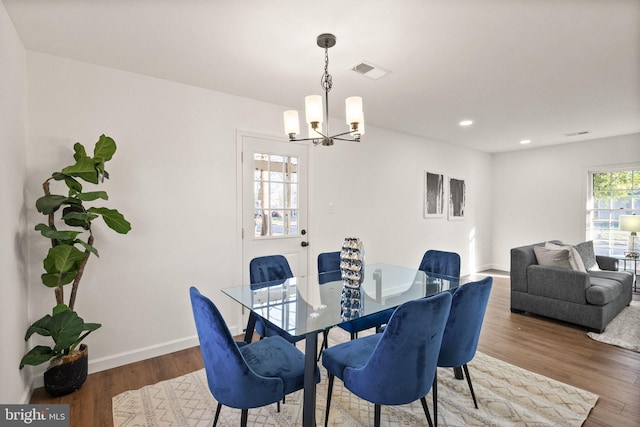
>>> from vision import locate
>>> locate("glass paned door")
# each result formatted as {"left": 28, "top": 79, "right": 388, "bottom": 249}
{"left": 241, "top": 133, "right": 308, "bottom": 285}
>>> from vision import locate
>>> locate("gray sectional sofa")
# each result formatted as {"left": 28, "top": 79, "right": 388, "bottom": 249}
{"left": 510, "top": 240, "right": 633, "bottom": 332}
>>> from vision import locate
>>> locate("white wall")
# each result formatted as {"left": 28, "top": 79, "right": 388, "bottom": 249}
{"left": 24, "top": 51, "right": 493, "bottom": 381}
{"left": 491, "top": 133, "right": 640, "bottom": 270}
{"left": 308, "top": 126, "right": 493, "bottom": 274}
{"left": 0, "top": 1, "right": 30, "bottom": 403}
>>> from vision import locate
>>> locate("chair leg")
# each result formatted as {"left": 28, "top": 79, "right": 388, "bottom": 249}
{"left": 317, "top": 328, "right": 329, "bottom": 361}
{"left": 212, "top": 403, "right": 222, "bottom": 427}
{"left": 240, "top": 409, "right": 248, "bottom": 427}
{"left": 325, "top": 374, "right": 335, "bottom": 427}
{"left": 374, "top": 404, "right": 381, "bottom": 427}
{"left": 277, "top": 401, "right": 280, "bottom": 412}
{"left": 420, "top": 397, "right": 434, "bottom": 427}
{"left": 432, "top": 370, "right": 438, "bottom": 426}
{"left": 462, "top": 364, "right": 478, "bottom": 409}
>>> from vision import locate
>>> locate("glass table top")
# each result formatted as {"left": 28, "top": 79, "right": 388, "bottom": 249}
{"left": 222, "top": 263, "right": 459, "bottom": 338}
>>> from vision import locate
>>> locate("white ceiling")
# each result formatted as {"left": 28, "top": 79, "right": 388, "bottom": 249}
{"left": 4, "top": 0, "right": 640, "bottom": 153}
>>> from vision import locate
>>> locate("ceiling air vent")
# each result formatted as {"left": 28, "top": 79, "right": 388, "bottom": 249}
{"left": 564, "top": 131, "right": 590, "bottom": 137}
{"left": 351, "top": 61, "right": 389, "bottom": 80}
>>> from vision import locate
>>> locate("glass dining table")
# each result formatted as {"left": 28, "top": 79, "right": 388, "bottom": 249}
{"left": 222, "top": 263, "right": 459, "bottom": 427}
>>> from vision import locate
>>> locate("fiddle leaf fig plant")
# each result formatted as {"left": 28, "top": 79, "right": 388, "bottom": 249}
{"left": 20, "top": 134, "right": 131, "bottom": 369}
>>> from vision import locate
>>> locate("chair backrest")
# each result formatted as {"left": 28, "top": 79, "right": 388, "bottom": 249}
{"left": 318, "top": 251, "right": 341, "bottom": 284}
{"left": 419, "top": 250, "right": 461, "bottom": 279}
{"left": 189, "top": 287, "right": 284, "bottom": 408}
{"left": 342, "top": 292, "right": 452, "bottom": 406}
{"left": 249, "top": 255, "right": 293, "bottom": 284}
{"left": 437, "top": 276, "right": 493, "bottom": 368}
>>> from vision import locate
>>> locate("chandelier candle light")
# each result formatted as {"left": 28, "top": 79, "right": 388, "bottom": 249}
{"left": 283, "top": 34, "right": 364, "bottom": 146}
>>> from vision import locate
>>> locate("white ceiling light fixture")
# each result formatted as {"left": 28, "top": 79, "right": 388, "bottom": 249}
{"left": 520, "top": 139, "right": 532, "bottom": 145}
{"left": 283, "top": 34, "right": 364, "bottom": 146}
{"left": 459, "top": 120, "right": 473, "bottom": 127}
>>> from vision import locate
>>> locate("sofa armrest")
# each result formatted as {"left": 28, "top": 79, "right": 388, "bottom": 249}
{"left": 596, "top": 255, "right": 618, "bottom": 271}
{"left": 528, "top": 265, "right": 590, "bottom": 304}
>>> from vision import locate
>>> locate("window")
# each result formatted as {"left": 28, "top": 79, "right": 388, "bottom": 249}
{"left": 253, "top": 153, "right": 298, "bottom": 237}
{"left": 587, "top": 169, "right": 640, "bottom": 256}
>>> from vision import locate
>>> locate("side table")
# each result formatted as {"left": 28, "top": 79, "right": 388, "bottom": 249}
{"left": 621, "top": 254, "right": 638, "bottom": 292}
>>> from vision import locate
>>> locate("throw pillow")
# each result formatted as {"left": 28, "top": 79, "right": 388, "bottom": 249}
{"left": 545, "top": 242, "right": 588, "bottom": 273}
{"left": 574, "top": 240, "right": 600, "bottom": 271}
{"left": 533, "top": 246, "right": 572, "bottom": 269}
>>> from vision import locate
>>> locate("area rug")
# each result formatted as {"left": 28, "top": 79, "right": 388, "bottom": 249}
{"left": 587, "top": 300, "right": 640, "bottom": 352}
{"left": 113, "top": 338, "right": 598, "bottom": 426}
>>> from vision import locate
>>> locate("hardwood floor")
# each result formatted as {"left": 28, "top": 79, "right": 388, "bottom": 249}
{"left": 30, "top": 272, "right": 640, "bottom": 426}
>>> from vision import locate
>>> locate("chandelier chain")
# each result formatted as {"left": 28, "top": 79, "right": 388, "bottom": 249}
{"left": 321, "top": 46, "right": 332, "bottom": 92}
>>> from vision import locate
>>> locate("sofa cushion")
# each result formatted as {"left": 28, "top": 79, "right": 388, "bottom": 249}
{"left": 589, "top": 270, "right": 634, "bottom": 288}
{"left": 545, "top": 242, "right": 587, "bottom": 273}
{"left": 574, "top": 240, "right": 600, "bottom": 271}
{"left": 586, "top": 277, "right": 624, "bottom": 306}
{"left": 533, "top": 246, "right": 572, "bottom": 269}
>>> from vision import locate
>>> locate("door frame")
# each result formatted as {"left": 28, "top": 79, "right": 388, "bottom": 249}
{"left": 234, "top": 129, "right": 313, "bottom": 333}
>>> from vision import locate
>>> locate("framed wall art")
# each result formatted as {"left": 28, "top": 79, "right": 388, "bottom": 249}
{"left": 424, "top": 171, "right": 445, "bottom": 218}
{"left": 448, "top": 177, "right": 466, "bottom": 220}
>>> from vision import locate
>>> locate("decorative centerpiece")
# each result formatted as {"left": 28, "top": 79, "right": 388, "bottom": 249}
{"left": 339, "top": 237, "right": 364, "bottom": 320}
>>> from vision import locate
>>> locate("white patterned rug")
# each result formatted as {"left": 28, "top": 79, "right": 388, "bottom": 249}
{"left": 587, "top": 300, "right": 640, "bottom": 352}
{"left": 113, "top": 332, "right": 597, "bottom": 426}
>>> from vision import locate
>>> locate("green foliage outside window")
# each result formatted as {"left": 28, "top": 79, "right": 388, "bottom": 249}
{"left": 589, "top": 169, "right": 640, "bottom": 256}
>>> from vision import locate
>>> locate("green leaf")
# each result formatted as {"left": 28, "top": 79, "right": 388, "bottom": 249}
{"left": 41, "top": 271, "right": 77, "bottom": 287}
{"left": 93, "top": 134, "right": 116, "bottom": 162}
{"left": 44, "top": 245, "right": 87, "bottom": 274}
{"left": 75, "top": 191, "right": 108, "bottom": 202}
{"left": 88, "top": 207, "right": 132, "bottom": 234}
{"left": 83, "top": 322, "right": 102, "bottom": 332}
{"left": 73, "top": 142, "right": 88, "bottom": 162}
{"left": 61, "top": 205, "right": 97, "bottom": 229}
{"left": 76, "top": 240, "right": 99, "bottom": 257}
{"left": 61, "top": 156, "right": 99, "bottom": 184}
{"left": 52, "top": 303, "right": 71, "bottom": 316}
{"left": 35, "top": 224, "right": 82, "bottom": 242}
{"left": 25, "top": 315, "right": 53, "bottom": 340}
{"left": 52, "top": 172, "right": 83, "bottom": 193}
{"left": 19, "top": 346, "right": 55, "bottom": 368}
{"left": 35, "top": 195, "right": 81, "bottom": 214}
{"left": 62, "top": 211, "right": 99, "bottom": 224}
{"left": 49, "top": 310, "right": 85, "bottom": 352}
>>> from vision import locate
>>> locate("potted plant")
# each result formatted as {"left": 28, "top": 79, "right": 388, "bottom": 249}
{"left": 19, "top": 134, "right": 131, "bottom": 396}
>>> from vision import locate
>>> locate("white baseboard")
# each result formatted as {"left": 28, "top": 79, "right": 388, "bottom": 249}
{"left": 28, "top": 335, "right": 200, "bottom": 390}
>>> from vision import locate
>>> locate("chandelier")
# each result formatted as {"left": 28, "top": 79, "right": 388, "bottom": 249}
{"left": 283, "top": 33, "right": 364, "bottom": 146}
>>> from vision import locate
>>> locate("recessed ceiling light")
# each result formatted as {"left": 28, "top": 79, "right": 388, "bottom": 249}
{"left": 520, "top": 139, "right": 532, "bottom": 145}
{"left": 459, "top": 120, "right": 473, "bottom": 127}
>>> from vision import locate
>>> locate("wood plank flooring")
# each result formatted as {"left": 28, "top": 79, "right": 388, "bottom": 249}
{"left": 30, "top": 272, "right": 640, "bottom": 426}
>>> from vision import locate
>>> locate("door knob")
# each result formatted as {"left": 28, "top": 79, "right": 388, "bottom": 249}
{"left": 301, "top": 241, "right": 309, "bottom": 247}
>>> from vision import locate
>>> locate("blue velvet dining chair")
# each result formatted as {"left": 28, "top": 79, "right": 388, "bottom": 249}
{"left": 321, "top": 292, "right": 452, "bottom": 427}
{"left": 316, "top": 251, "right": 395, "bottom": 361}
{"left": 248, "top": 255, "right": 304, "bottom": 344}
{"left": 419, "top": 249, "right": 461, "bottom": 278}
{"left": 433, "top": 276, "right": 493, "bottom": 425}
{"left": 189, "top": 287, "right": 316, "bottom": 427}
{"left": 419, "top": 250, "right": 461, "bottom": 295}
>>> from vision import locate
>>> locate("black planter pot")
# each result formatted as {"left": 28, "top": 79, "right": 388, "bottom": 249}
{"left": 44, "top": 344, "right": 89, "bottom": 397}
